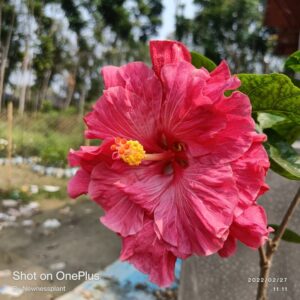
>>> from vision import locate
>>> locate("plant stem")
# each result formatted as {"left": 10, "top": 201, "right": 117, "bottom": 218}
{"left": 256, "top": 187, "right": 300, "bottom": 300}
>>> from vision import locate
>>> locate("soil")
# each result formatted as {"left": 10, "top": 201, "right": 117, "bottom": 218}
{"left": 0, "top": 166, "right": 121, "bottom": 300}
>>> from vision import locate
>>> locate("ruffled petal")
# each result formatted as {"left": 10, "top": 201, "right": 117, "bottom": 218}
{"left": 218, "top": 234, "right": 237, "bottom": 258}
{"left": 231, "top": 133, "right": 270, "bottom": 210}
{"left": 159, "top": 62, "right": 226, "bottom": 155}
{"left": 100, "top": 195, "right": 144, "bottom": 237}
{"left": 68, "top": 139, "right": 113, "bottom": 172}
{"left": 116, "top": 161, "right": 171, "bottom": 213}
{"left": 67, "top": 169, "right": 90, "bottom": 198}
{"left": 205, "top": 60, "right": 240, "bottom": 100}
{"left": 88, "top": 161, "right": 146, "bottom": 236}
{"left": 154, "top": 161, "right": 239, "bottom": 257}
{"left": 230, "top": 205, "right": 270, "bottom": 248}
{"left": 150, "top": 40, "right": 191, "bottom": 78}
{"left": 101, "top": 66, "right": 125, "bottom": 89}
{"left": 85, "top": 64, "right": 163, "bottom": 151}
{"left": 198, "top": 91, "right": 255, "bottom": 163}
{"left": 120, "top": 219, "right": 177, "bottom": 287}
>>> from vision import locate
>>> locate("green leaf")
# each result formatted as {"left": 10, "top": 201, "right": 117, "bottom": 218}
{"left": 284, "top": 50, "right": 300, "bottom": 73}
{"left": 269, "top": 224, "right": 300, "bottom": 244}
{"left": 292, "top": 78, "right": 300, "bottom": 88}
{"left": 257, "top": 113, "right": 285, "bottom": 129}
{"left": 190, "top": 51, "right": 216, "bottom": 71}
{"left": 264, "top": 129, "right": 300, "bottom": 180}
{"left": 238, "top": 73, "right": 300, "bottom": 124}
{"left": 258, "top": 113, "right": 300, "bottom": 144}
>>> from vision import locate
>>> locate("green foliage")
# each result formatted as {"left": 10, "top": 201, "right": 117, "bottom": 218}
{"left": 258, "top": 113, "right": 300, "bottom": 144}
{"left": 238, "top": 74, "right": 300, "bottom": 124}
{"left": 190, "top": 51, "right": 216, "bottom": 71}
{"left": 1, "top": 0, "right": 163, "bottom": 111}
{"left": 263, "top": 130, "right": 300, "bottom": 180}
{"left": 1, "top": 2, "right": 23, "bottom": 86}
{"left": 238, "top": 73, "right": 300, "bottom": 180}
{"left": 284, "top": 50, "right": 300, "bottom": 73}
{"left": 33, "top": 35, "right": 55, "bottom": 78}
{"left": 269, "top": 224, "right": 300, "bottom": 244}
{"left": 0, "top": 112, "right": 85, "bottom": 167}
{"left": 176, "top": 0, "right": 274, "bottom": 72}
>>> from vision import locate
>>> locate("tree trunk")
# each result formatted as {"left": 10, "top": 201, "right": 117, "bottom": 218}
{"left": 35, "top": 69, "right": 51, "bottom": 111}
{"left": 0, "top": 7, "right": 15, "bottom": 112}
{"left": 64, "top": 72, "right": 76, "bottom": 109}
{"left": 78, "top": 85, "right": 86, "bottom": 121}
{"left": 18, "top": 2, "right": 32, "bottom": 116}
{"left": 18, "top": 51, "right": 30, "bottom": 115}
{"left": 0, "top": 57, "right": 6, "bottom": 109}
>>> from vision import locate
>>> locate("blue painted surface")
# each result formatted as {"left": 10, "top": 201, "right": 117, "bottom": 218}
{"left": 104, "top": 259, "right": 182, "bottom": 290}
{"left": 58, "top": 259, "right": 181, "bottom": 300}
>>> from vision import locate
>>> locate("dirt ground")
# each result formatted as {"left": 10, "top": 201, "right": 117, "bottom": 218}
{"left": 0, "top": 166, "right": 121, "bottom": 300}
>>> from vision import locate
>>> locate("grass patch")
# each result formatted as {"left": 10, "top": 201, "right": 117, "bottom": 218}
{"left": 0, "top": 111, "right": 88, "bottom": 167}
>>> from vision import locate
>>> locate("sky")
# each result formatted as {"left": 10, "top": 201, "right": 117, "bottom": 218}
{"left": 158, "top": 0, "right": 195, "bottom": 38}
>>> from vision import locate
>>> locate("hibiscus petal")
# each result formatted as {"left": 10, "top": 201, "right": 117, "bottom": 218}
{"left": 119, "top": 62, "right": 162, "bottom": 111}
{"left": 68, "top": 139, "right": 113, "bottom": 173}
{"left": 160, "top": 62, "right": 226, "bottom": 152}
{"left": 88, "top": 161, "right": 146, "bottom": 236}
{"left": 67, "top": 169, "right": 90, "bottom": 198}
{"left": 101, "top": 66, "right": 125, "bottom": 89}
{"left": 85, "top": 78, "right": 162, "bottom": 151}
{"left": 218, "top": 234, "right": 237, "bottom": 258}
{"left": 198, "top": 91, "right": 255, "bottom": 163}
{"left": 150, "top": 40, "right": 191, "bottom": 78}
{"left": 205, "top": 60, "right": 240, "bottom": 100}
{"left": 100, "top": 196, "right": 144, "bottom": 237}
{"left": 120, "top": 219, "right": 177, "bottom": 287}
{"left": 231, "top": 134, "right": 270, "bottom": 210}
{"left": 117, "top": 162, "right": 171, "bottom": 213}
{"left": 230, "top": 205, "right": 270, "bottom": 248}
{"left": 154, "top": 161, "right": 238, "bottom": 256}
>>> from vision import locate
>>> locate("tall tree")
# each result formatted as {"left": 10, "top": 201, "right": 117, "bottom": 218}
{"left": 0, "top": 1, "right": 18, "bottom": 111}
{"left": 176, "top": 0, "right": 275, "bottom": 73}
{"left": 32, "top": 3, "right": 56, "bottom": 111}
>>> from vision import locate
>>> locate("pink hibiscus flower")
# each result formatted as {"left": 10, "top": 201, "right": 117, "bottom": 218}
{"left": 68, "top": 40, "right": 271, "bottom": 286}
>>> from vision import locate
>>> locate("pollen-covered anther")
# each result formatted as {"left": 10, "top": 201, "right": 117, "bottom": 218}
{"left": 111, "top": 137, "right": 145, "bottom": 166}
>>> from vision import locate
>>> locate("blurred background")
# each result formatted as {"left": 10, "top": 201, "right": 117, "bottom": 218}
{"left": 0, "top": 0, "right": 299, "bottom": 299}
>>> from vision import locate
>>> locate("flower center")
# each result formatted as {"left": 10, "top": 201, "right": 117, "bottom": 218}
{"left": 110, "top": 137, "right": 175, "bottom": 166}
{"left": 111, "top": 137, "right": 146, "bottom": 166}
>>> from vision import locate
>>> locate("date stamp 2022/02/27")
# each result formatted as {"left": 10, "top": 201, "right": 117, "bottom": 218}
{"left": 248, "top": 277, "right": 288, "bottom": 293}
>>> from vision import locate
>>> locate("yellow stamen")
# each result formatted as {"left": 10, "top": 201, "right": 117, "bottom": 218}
{"left": 111, "top": 138, "right": 145, "bottom": 166}
{"left": 111, "top": 137, "right": 175, "bottom": 166}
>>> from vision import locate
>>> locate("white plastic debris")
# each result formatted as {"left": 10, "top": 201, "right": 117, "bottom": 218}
{"left": 21, "top": 220, "right": 34, "bottom": 227}
{"left": 43, "top": 185, "right": 60, "bottom": 192}
{"left": 43, "top": 219, "right": 61, "bottom": 229}
{"left": 19, "top": 202, "right": 40, "bottom": 217}
{"left": 30, "top": 185, "right": 39, "bottom": 194}
{"left": 0, "top": 212, "right": 16, "bottom": 222}
{"left": 0, "top": 270, "right": 12, "bottom": 278}
{"left": 7, "top": 208, "right": 22, "bottom": 218}
{"left": 0, "top": 212, "right": 9, "bottom": 221}
{"left": 59, "top": 206, "right": 71, "bottom": 215}
{"left": 55, "top": 169, "right": 65, "bottom": 178}
{"left": 0, "top": 285, "right": 23, "bottom": 297}
{"left": 50, "top": 262, "right": 66, "bottom": 271}
{"left": 2, "top": 199, "right": 18, "bottom": 208}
